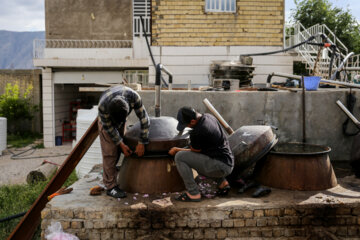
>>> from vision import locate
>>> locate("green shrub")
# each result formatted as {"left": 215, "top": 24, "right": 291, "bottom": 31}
{"left": 0, "top": 83, "right": 39, "bottom": 134}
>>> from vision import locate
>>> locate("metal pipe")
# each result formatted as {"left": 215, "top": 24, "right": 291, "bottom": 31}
{"left": 336, "top": 100, "right": 360, "bottom": 129}
{"left": 301, "top": 76, "right": 306, "bottom": 143}
{"left": 155, "top": 64, "right": 161, "bottom": 117}
{"left": 330, "top": 52, "right": 354, "bottom": 80}
{"left": 269, "top": 72, "right": 360, "bottom": 89}
{"left": 202, "top": 98, "right": 234, "bottom": 135}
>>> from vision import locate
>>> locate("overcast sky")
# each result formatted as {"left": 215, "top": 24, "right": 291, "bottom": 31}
{"left": 0, "top": 0, "right": 359, "bottom": 32}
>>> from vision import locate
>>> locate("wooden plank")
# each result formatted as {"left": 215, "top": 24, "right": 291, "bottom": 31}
{"left": 8, "top": 118, "right": 99, "bottom": 240}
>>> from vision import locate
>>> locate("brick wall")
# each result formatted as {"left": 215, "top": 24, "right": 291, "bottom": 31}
{"left": 41, "top": 204, "right": 360, "bottom": 239}
{"left": 152, "top": 0, "right": 284, "bottom": 46}
{"left": 0, "top": 69, "right": 42, "bottom": 133}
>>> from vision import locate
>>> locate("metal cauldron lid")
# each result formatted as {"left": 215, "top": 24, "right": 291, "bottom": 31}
{"left": 124, "top": 116, "right": 189, "bottom": 141}
{"left": 270, "top": 142, "right": 331, "bottom": 156}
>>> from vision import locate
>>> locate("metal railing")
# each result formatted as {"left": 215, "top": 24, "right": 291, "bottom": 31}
{"left": 285, "top": 22, "right": 354, "bottom": 79}
{"left": 133, "top": 16, "right": 151, "bottom": 37}
{"left": 33, "top": 39, "right": 133, "bottom": 58}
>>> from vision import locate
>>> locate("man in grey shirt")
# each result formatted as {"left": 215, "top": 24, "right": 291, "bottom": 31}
{"left": 98, "top": 85, "right": 150, "bottom": 198}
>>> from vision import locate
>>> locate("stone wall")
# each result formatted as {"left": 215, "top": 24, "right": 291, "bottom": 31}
{"left": 45, "top": 0, "right": 132, "bottom": 40}
{"left": 152, "top": 0, "right": 284, "bottom": 46}
{"left": 41, "top": 203, "right": 360, "bottom": 239}
{"left": 0, "top": 69, "right": 42, "bottom": 133}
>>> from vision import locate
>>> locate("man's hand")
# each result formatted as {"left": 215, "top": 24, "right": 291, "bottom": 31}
{"left": 119, "top": 142, "right": 132, "bottom": 157}
{"left": 135, "top": 143, "right": 145, "bottom": 157}
{"left": 168, "top": 147, "right": 184, "bottom": 156}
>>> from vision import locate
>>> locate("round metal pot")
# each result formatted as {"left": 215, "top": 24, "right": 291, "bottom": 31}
{"left": 117, "top": 155, "right": 185, "bottom": 194}
{"left": 124, "top": 116, "right": 189, "bottom": 153}
{"left": 255, "top": 142, "right": 337, "bottom": 191}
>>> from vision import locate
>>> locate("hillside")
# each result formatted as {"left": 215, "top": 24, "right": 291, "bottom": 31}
{"left": 0, "top": 30, "right": 45, "bottom": 69}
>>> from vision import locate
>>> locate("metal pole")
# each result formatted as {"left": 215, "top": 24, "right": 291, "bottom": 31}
{"left": 302, "top": 76, "right": 306, "bottom": 143}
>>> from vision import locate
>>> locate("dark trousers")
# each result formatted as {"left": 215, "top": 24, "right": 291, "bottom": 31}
{"left": 98, "top": 118, "right": 125, "bottom": 189}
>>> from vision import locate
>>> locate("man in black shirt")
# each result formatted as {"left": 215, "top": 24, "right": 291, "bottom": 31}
{"left": 169, "top": 107, "right": 234, "bottom": 202}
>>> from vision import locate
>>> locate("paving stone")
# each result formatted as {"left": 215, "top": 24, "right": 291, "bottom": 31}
{"left": 210, "top": 220, "right": 221, "bottom": 228}
{"left": 101, "top": 232, "right": 112, "bottom": 240}
{"left": 171, "top": 230, "right": 183, "bottom": 239}
{"left": 204, "top": 229, "right": 216, "bottom": 239}
{"left": 60, "top": 221, "right": 70, "bottom": 230}
{"left": 227, "top": 229, "right": 238, "bottom": 238}
{"left": 264, "top": 208, "right": 283, "bottom": 217}
{"left": 89, "top": 231, "right": 101, "bottom": 240}
{"left": 245, "top": 219, "right": 256, "bottom": 227}
{"left": 216, "top": 229, "right": 227, "bottom": 239}
{"left": 41, "top": 209, "right": 51, "bottom": 219}
{"left": 165, "top": 221, "right": 176, "bottom": 228}
{"left": 73, "top": 209, "right": 85, "bottom": 219}
{"left": 84, "top": 221, "right": 93, "bottom": 229}
{"left": 117, "top": 220, "right": 128, "bottom": 228}
{"left": 352, "top": 207, "right": 360, "bottom": 215}
{"left": 284, "top": 228, "right": 295, "bottom": 237}
{"left": 284, "top": 208, "right": 297, "bottom": 216}
{"left": 176, "top": 219, "right": 187, "bottom": 227}
{"left": 254, "top": 209, "right": 264, "bottom": 217}
{"left": 338, "top": 227, "right": 348, "bottom": 236}
{"left": 87, "top": 211, "right": 103, "bottom": 219}
{"left": 233, "top": 219, "right": 245, "bottom": 227}
{"left": 188, "top": 219, "right": 199, "bottom": 228}
{"left": 348, "top": 226, "right": 358, "bottom": 236}
{"left": 93, "top": 220, "right": 106, "bottom": 229}
{"left": 267, "top": 217, "right": 279, "bottom": 226}
{"left": 336, "top": 207, "right": 352, "bottom": 215}
{"left": 193, "top": 229, "right": 204, "bottom": 239}
{"left": 112, "top": 230, "right": 125, "bottom": 239}
{"left": 182, "top": 230, "right": 194, "bottom": 239}
{"left": 125, "top": 230, "right": 136, "bottom": 239}
{"left": 70, "top": 221, "right": 83, "bottom": 229}
{"left": 256, "top": 218, "right": 267, "bottom": 227}
{"left": 261, "top": 229, "right": 272, "bottom": 237}
{"left": 273, "top": 228, "right": 284, "bottom": 237}
{"left": 232, "top": 209, "right": 253, "bottom": 218}
{"left": 198, "top": 220, "right": 210, "bottom": 228}
{"left": 250, "top": 230, "right": 261, "bottom": 237}
{"left": 222, "top": 219, "right": 234, "bottom": 227}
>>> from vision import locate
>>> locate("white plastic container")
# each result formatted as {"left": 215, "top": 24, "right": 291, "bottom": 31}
{"left": 0, "top": 117, "right": 6, "bottom": 155}
{"left": 75, "top": 106, "right": 102, "bottom": 178}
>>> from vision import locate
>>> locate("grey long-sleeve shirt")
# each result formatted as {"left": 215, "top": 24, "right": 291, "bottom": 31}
{"left": 98, "top": 85, "right": 150, "bottom": 145}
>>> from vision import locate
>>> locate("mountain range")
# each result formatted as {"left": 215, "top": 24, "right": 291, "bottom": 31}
{"left": 0, "top": 30, "right": 45, "bottom": 69}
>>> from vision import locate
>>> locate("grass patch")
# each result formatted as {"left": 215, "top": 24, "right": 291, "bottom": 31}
{"left": 7, "top": 132, "right": 42, "bottom": 148}
{"left": 0, "top": 171, "right": 78, "bottom": 240}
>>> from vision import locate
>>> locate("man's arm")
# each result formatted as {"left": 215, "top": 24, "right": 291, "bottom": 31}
{"left": 168, "top": 146, "right": 201, "bottom": 156}
{"left": 98, "top": 105, "right": 122, "bottom": 146}
{"left": 133, "top": 101, "right": 150, "bottom": 144}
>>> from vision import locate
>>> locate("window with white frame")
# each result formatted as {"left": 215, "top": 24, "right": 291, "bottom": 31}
{"left": 205, "top": 0, "right": 236, "bottom": 13}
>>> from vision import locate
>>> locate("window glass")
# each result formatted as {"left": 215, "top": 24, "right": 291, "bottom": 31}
{"left": 206, "top": 0, "right": 236, "bottom": 13}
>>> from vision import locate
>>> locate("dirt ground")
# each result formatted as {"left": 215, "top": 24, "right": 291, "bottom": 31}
{"left": 0, "top": 143, "right": 72, "bottom": 186}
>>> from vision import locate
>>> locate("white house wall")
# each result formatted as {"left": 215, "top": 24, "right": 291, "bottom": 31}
{"left": 53, "top": 71, "right": 124, "bottom": 84}
{"left": 147, "top": 46, "right": 293, "bottom": 86}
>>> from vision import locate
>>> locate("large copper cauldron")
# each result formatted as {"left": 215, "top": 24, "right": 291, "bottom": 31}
{"left": 255, "top": 142, "right": 337, "bottom": 191}
{"left": 117, "top": 116, "right": 188, "bottom": 193}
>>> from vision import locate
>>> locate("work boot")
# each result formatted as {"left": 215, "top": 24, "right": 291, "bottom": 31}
{"left": 107, "top": 186, "right": 127, "bottom": 198}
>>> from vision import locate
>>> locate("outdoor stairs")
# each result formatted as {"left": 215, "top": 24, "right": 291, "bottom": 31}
{"left": 285, "top": 22, "right": 360, "bottom": 81}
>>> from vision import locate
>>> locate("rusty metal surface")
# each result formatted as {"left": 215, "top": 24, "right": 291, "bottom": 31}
{"left": 124, "top": 116, "right": 189, "bottom": 152}
{"left": 117, "top": 155, "right": 185, "bottom": 194}
{"left": 228, "top": 125, "right": 276, "bottom": 169}
{"left": 8, "top": 118, "right": 99, "bottom": 240}
{"left": 255, "top": 143, "right": 337, "bottom": 191}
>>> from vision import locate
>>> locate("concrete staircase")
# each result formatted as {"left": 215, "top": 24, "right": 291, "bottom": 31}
{"left": 285, "top": 22, "right": 360, "bottom": 81}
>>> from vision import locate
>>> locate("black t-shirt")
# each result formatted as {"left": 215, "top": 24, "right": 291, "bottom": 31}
{"left": 190, "top": 113, "right": 234, "bottom": 167}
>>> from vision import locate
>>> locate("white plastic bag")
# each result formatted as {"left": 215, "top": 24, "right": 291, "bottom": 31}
{"left": 45, "top": 222, "right": 79, "bottom": 240}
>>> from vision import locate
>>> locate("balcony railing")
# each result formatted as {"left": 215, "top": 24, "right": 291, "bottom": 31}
{"left": 33, "top": 39, "right": 133, "bottom": 59}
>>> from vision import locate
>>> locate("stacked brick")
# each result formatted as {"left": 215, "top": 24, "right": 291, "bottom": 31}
{"left": 151, "top": 0, "right": 284, "bottom": 46}
{"left": 41, "top": 204, "right": 360, "bottom": 239}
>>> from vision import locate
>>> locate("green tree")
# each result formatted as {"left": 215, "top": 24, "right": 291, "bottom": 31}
{"left": 0, "top": 83, "right": 39, "bottom": 134}
{"left": 291, "top": 0, "right": 360, "bottom": 53}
